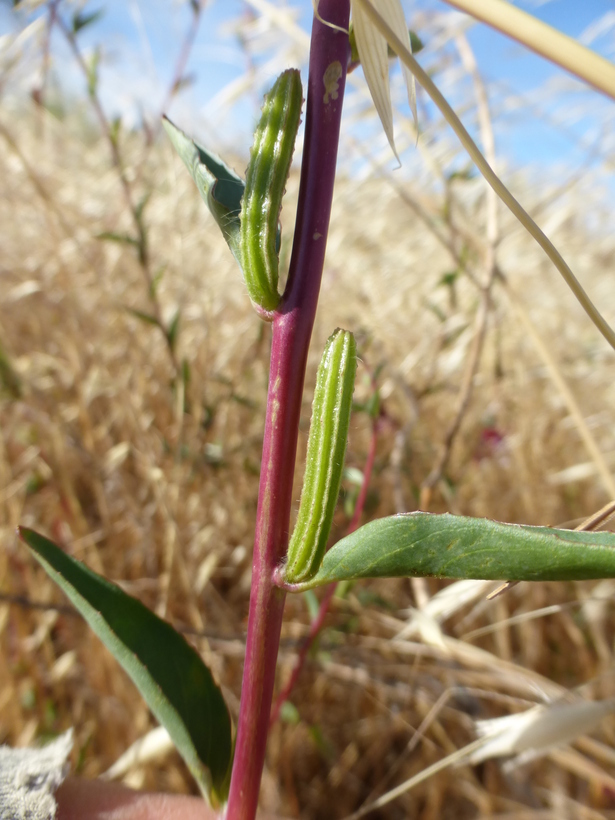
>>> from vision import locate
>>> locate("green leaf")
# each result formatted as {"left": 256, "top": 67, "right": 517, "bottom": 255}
{"left": 150, "top": 265, "right": 166, "bottom": 297}
{"left": 167, "top": 309, "right": 181, "bottom": 353}
{"left": 303, "top": 589, "right": 320, "bottom": 621}
{"left": 343, "top": 467, "right": 365, "bottom": 487}
{"left": 20, "top": 528, "right": 233, "bottom": 805}
{"left": 86, "top": 47, "right": 100, "bottom": 99}
{"left": 135, "top": 192, "right": 151, "bottom": 225}
{"left": 289, "top": 513, "right": 615, "bottom": 590}
{"left": 280, "top": 701, "right": 300, "bottom": 725}
{"left": 438, "top": 270, "right": 458, "bottom": 288}
{"left": 97, "top": 231, "right": 139, "bottom": 248}
{"left": 0, "top": 341, "right": 21, "bottom": 398}
{"left": 125, "top": 308, "right": 160, "bottom": 328}
{"left": 366, "top": 389, "right": 380, "bottom": 420}
{"left": 181, "top": 357, "right": 191, "bottom": 388}
{"left": 72, "top": 9, "right": 104, "bottom": 34}
{"left": 409, "top": 31, "right": 424, "bottom": 54}
{"left": 109, "top": 115, "right": 122, "bottom": 148}
{"left": 171, "top": 73, "right": 197, "bottom": 96}
{"left": 162, "top": 116, "right": 244, "bottom": 263}
{"left": 447, "top": 165, "right": 477, "bottom": 182}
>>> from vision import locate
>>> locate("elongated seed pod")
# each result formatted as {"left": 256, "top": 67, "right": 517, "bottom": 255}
{"left": 285, "top": 329, "right": 357, "bottom": 583}
{"left": 240, "top": 69, "right": 303, "bottom": 312}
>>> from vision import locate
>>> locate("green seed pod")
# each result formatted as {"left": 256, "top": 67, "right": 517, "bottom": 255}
{"left": 240, "top": 69, "right": 303, "bottom": 312}
{"left": 285, "top": 329, "right": 357, "bottom": 583}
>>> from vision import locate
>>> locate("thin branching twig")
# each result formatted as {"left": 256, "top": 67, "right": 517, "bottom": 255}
{"left": 55, "top": 12, "right": 180, "bottom": 377}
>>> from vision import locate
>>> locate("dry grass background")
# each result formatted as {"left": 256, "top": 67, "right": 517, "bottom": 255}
{"left": 2, "top": 5, "right": 615, "bottom": 818}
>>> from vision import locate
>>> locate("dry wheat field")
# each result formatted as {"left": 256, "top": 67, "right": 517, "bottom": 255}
{"left": 1, "top": 4, "right": 615, "bottom": 818}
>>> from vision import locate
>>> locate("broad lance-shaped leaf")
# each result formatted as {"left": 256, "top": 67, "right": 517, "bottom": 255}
{"left": 162, "top": 115, "right": 244, "bottom": 262}
{"left": 20, "top": 528, "right": 232, "bottom": 806}
{"left": 284, "top": 513, "right": 615, "bottom": 590}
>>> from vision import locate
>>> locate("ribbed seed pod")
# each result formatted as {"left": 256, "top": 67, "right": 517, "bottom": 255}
{"left": 285, "top": 329, "right": 357, "bottom": 583}
{"left": 240, "top": 69, "right": 303, "bottom": 312}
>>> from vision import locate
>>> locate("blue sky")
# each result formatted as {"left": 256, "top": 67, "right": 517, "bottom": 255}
{"left": 1, "top": 0, "right": 614, "bottom": 176}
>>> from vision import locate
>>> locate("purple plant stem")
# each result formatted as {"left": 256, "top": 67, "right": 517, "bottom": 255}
{"left": 225, "top": 3, "right": 350, "bottom": 818}
{"left": 269, "top": 414, "right": 380, "bottom": 727}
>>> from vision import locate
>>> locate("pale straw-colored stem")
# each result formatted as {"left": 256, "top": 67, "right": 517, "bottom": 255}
{"left": 443, "top": 0, "right": 615, "bottom": 102}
